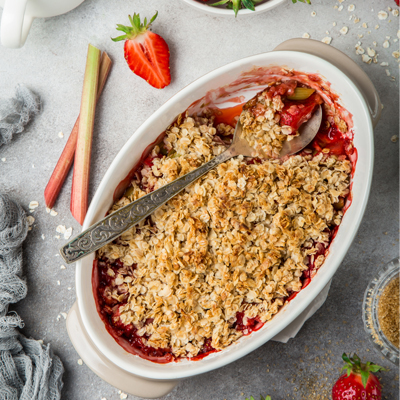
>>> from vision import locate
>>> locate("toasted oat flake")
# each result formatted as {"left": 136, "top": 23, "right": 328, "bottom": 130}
{"left": 77, "top": 359, "right": 83, "bottom": 365}
{"left": 393, "top": 9, "right": 399, "bottom": 17}
{"left": 362, "top": 54, "right": 372, "bottom": 64}
{"left": 383, "top": 40, "right": 390, "bottom": 48}
{"left": 340, "top": 26, "right": 349, "bottom": 35}
{"left": 378, "top": 10, "right": 388, "bottom": 20}
{"left": 50, "top": 209, "right": 58, "bottom": 216}
{"left": 354, "top": 17, "right": 360, "bottom": 23}
{"left": 27, "top": 216, "right": 35, "bottom": 226}
{"left": 375, "top": 24, "right": 380, "bottom": 29}
{"left": 392, "top": 51, "right": 400, "bottom": 59}
{"left": 362, "top": 22, "right": 368, "bottom": 28}
{"left": 322, "top": 37, "right": 332, "bottom": 44}
{"left": 302, "top": 33, "right": 310, "bottom": 39}
{"left": 367, "top": 47, "right": 376, "bottom": 57}
{"left": 391, "top": 135, "right": 398, "bottom": 143}
{"left": 348, "top": 4, "right": 355, "bottom": 11}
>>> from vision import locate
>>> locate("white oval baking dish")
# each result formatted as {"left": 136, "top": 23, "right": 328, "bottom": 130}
{"left": 68, "top": 39, "right": 378, "bottom": 397}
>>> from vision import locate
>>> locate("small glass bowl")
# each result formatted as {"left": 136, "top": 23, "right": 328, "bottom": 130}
{"left": 362, "top": 257, "right": 399, "bottom": 365}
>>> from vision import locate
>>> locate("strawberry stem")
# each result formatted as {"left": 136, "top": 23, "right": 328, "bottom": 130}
{"left": 70, "top": 44, "right": 101, "bottom": 225}
{"left": 341, "top": 353, "right": 387, "bottom": 388}
{"left": 44, "top": 52, "right": 111, "bottom": 209}
{"left": 111, "top": 11, "right": 158, "bottom": 42}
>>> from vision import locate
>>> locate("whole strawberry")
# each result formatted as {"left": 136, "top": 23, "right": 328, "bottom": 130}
{"left": 332, "top": 353, "right": 386, "bottom": 400}
{"left": 112, "top": 12, "right": 171, "bottom": 89}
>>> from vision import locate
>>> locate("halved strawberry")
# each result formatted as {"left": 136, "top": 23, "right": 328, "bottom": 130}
{"left": 112, "top": 12, "right": 171, "bottom": 89}
{"left": 332, "top": 353, "right": 387, "bottom": 400}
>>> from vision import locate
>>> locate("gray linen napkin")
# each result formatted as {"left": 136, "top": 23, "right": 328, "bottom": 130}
{"left": 0, "top": 194, "right": 64, "bottom": 399}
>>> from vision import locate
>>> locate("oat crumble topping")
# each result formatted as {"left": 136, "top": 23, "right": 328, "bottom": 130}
{"left": 96, "top": 92, "right": 352, "bottom": 360}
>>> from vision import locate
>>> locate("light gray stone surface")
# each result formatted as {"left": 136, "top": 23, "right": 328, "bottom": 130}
{"left": 0, "top": 0, "right": 399, "bottom": 399}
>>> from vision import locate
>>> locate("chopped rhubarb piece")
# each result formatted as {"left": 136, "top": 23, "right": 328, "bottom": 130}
{"left": 70, "top": 44, "right": 101, "bottom": 225}
{"left": 280, "top": 92, "right": 323, "bottom": 133}
{"left": 44, "top": 52, "right": 112, "bottom": 209}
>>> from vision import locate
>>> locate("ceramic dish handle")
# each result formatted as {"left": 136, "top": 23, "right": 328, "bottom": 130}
{"left": 1, "top": 0, "right": 33, "bottom": 48}
{"left": 274, "top": 38, "right": 382, "bottom": 127}
{"left": 66, "top": 302, "right": 179, "bottom": 398}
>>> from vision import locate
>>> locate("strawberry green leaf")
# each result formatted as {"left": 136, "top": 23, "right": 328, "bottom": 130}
{"left": 242, "top": 0, "right": 255, "bottom": 10}
{"left": 360, "top": 369, "right": 369, "bottom": 388}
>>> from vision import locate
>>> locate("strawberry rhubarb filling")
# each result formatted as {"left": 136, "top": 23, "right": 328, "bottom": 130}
{"left": 94, "top": 80, "right": 355, "bottom": 363}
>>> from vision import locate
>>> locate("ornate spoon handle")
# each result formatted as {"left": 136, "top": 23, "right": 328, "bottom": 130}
{"left": 60, "top": 150, "right": 233, "bottom": 264}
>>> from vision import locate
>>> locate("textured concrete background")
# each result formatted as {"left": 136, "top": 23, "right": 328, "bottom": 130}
{"left": 0, "top": 0, "right": 399, "bottom": 399}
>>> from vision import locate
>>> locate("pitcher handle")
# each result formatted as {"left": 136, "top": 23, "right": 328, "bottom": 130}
{"left": 1, "top": 0, "right": 33, "bottom": 48}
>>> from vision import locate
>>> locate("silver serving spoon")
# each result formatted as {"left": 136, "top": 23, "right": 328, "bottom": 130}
{"left": 60, "top": 105, "right": 322, "bottom": 264}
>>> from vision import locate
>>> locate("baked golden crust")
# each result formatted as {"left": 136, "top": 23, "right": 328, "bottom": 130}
{"left": 97, "top": 108, "right": 351, "bottom": 359}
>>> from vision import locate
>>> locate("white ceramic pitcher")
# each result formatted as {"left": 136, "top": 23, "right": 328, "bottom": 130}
{"left": 0, "top": 0, "right": 85, "bottom": 48}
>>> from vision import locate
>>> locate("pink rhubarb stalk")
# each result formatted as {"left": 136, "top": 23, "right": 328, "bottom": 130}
{"left": 70, "top": 44, "right": 101, "bottom": 225}
{"left": 44, "top": 52, "right": 112, "bottom": 209}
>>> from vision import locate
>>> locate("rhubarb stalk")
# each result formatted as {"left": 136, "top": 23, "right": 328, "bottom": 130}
{"left": 44, "top": 52, "right": 112, "bottom": 209}
{"left": 70, "top": 44, "right": 101, "bottom": 225}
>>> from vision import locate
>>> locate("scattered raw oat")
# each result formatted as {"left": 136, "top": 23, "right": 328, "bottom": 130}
{"left": 333, "top": 22, "right": 337, "bottom": 26}
{"left": 354, "top": 17, "right": 360, "bottom": 23}
{"left": 386, "top": 69, "right": 391, "bottom": 76}
{"left": 57, "top": 280, "right": 61, "bottom": 285}
{"left": 27, "top": 216, "right": 35, "bottom": 226}
{"left": 38, "top": 340, "right": 43, "bottom": 344}
{"left": 120, "top": 393, "right": 127, "bottom": 400}
{"left": 348, "top": 4, "right": 355, "bottom": 12}
{"left": 367, "top": 47, "right": 376, "bottom": 57}
{"left": 392, "top": 51, "right": 400, "bottom": 59}
{"left": 50, "top": 209, "right": 58, "bottom": 216}
{"left": 362, "top": 54, "right": 372, "bottom": 64}
{"left": 391, "top": 135, "right": 398, "bottom": 143}
{"left": 68, "top": 287, "right": 72, "bottom": 290}
{"left": 55, "top": 235, "right": 60, "bottom": 239}
{"left": 60, "top": 265, "right": 66, "bottom": 270}
{"left": 56, "top": 315, "right": 61, "bottom": 321}
{"left": 326, "top": 31, "right": 330, "bottom": 34}
{"left": 378, "top": 10, "right": 388, "bottom": 20}
{"left": 46, "top": 207, "right": 51, "bottom": 213}
{"left": 77, "top": 359, "right": 83, "bottom": 365}
{"left": 355, "top": 44, "right": 365, "bottom": 55}
{"left": 41, "top": 234, "right": 45, "bottom": 240}
{"left": 302, "top": 33, "right": 310, "bottom": 39}
{"left": 322, "top": 37, "right": 332, "bottom": 44}
{"left": 58, "top": 132, "right": 64, "bottom": 138}
{"left": 338, "top": 5, "right": 343, "bottom": 11}
{"left": 362, "top": 22, "right": 368, "bottom": 28}
{"left": 393, "top": 9, "right": 399, "bottom": 17}
{"left": 340, "top": 26, "right": 349, "bottom": 35}
{"left": 358, "top": 34, "right": 363, "bottom": 38}
{"left": 375, "top": 24, "right": 380, "bottom": 30}
{"left": 383, "top": 40, "right": 390, "bottom": 48}
{"left": 64, "top": 227, "right": 73, "bottom": 240}
{"left": 373, "top": 41, "right": 377, "bottom": 46}
{"left": 60, "top": 312, "right": 67, "bottom": 319}
{"left": 29, "top": 201, "right": 39, "bottom": 210}
{"left": 311, "top": 11, "right": 316, "bottom": 17}
{"left": 56, "top": 225, "right": 66, "bottom": 234}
